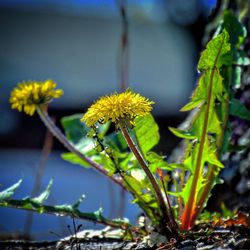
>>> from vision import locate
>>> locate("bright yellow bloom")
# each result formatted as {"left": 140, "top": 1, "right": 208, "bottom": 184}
{"left": 82, "top": 90, "right": 154, "bottom": 127}
{"left": 10, "top": 80, "right": 63, "bottom": 115}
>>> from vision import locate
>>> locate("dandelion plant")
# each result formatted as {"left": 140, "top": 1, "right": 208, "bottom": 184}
{"left": 2, "top": 10, "right": 249, "bottom": 241}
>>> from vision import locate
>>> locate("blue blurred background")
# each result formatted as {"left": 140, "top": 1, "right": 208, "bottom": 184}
{"left": 0, "top": 0, "right": 216, "bottom": 240}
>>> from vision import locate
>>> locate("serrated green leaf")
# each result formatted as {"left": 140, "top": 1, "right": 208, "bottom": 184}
{"left": 230, "top": 98, "right": 250, "bottom": 121}
{"left": 96, "top": 153, "right": 116, "bottom": 174}
{"left": 204, "top": 140, "right": 224, "bottom": 169}
{"left": 122, "top": 175, "right": 159, "bottom": 224}
{"left": 94, "top": 207, "right": 104, "bottom": 220}
{"left": 0, "top": 181, "right": 133, "bottom": 233}
{"left": 72, "top": 195, "right": 85, "bottom": 209}
{"left": 133, "top": 114, "right": 160, "bottom": 155}
{"left": 180, "top": 100, "right": 203, "bottom": 111}
{"left": 183, "top": 142, "right": 200, "bottom": 174}
{"left": 146, "top": 152, "right": 173, "bottom": 173}
{"left": 167, "top": 163, "right": 187, "bottom": 171}
{"left": 132, "top": 193, "right": 158, "bottom": 208}
{"left": 169, "top": 127, "right": 196, "bottom": 140}
{"left": 32, "top": 179, "right": 53, "bottom": 203}
{"left": 0, "top": 179, "right": 22, "bottom": 201}
{"left": 208, "top": 108, "right": 222, "bottom": 136}
{"left": 198, "top": 30, "right": 231, "bottom": 71}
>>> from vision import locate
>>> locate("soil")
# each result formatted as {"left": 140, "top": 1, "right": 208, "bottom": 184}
{"left": 0, "top": 226, "right": 249, "bottom": 250}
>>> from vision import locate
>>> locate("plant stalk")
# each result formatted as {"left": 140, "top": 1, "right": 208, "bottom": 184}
{"left": 1, "top": 199, "right": 137, "bottom": 232}
{"left": 92, "top": 128, "right": 160, "bottom": 222}
{"left": 192, "top": 66, "right": 231, "bottom": 225}
{"left": 120, "top": 124, "right": 178, "bottom": 237}
{"left": 160, "top": 174, "right": 178, "bottom": 230}
{"left": 181, "top": 35, "right": 225, "bottom": 230}
{"left": 181, "top": 68, "right": 216, "bottom": 230}
{"left": 36, "top": 106, "right": 126, "bottom": 191}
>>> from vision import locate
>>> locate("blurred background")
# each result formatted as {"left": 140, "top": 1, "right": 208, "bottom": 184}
{"left": 0, "top": 0, "right": 216, "bottom": 240}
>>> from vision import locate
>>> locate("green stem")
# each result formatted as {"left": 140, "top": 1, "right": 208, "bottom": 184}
{"left": 181, "top": 69, "right": 215, "bottom": 230}
{"left": 190, "top": 164, "right": 214, "bottom": 226}
{"left": 192, "top": 67, "right": 231, "bottom": 224}
{"left": 36, "top": 106, "right": 126, "bottom": 191}
{"left": 92, "top": 128, "right": 159, "bottom": 223}
{"left": 120, "top": 124, "right": 178, "bottom": 237}
{"left": 0, "top": 199, "right": 135, "bottom": 231}
{"left": 160, "top": 176, "right": 178, "bottom": 230}
{"left": 181, "top": 34, "right": 225, "bottom": 230}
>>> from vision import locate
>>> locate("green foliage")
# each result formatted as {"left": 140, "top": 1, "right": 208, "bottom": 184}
{"left": 230, "top": 98, "right": 250, "bottom": 121}
{"left": 0, "top": 179, "right": 132, "bottom": 232}
{"left": 168, "top": 11, "right": 249, "bottom": 230}
{"left": 25, "top": 11, "right": 250, "bottom": 232}
{"left": 0, "top": 179, "right": 22, "bottom": 201}
{"left": 133, "top": 114, "right": 160, "bottom": 155}
{"left": 172, "top": 30, "right": 231, "bottom": 208}
{"left": 198, "top": 29, "right": 231, "bottom": 71}
{"left": 2, "top": 8, "right": 249, "bottom": 238}
{"left": 61, "top": 113, "right": 167, "bottom": 225}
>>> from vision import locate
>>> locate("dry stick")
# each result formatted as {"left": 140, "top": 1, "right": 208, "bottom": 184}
{"left": 24, "top": 129, "right": 53, "bottom": 235}
{"left": 117, "top": 0, "right": 129, "bottom": 92}
{"left": 36, "top": 106, "right": 126, "bottom": 191}
{"left": 120, "top": 124, "right": 178, "bottom": 237}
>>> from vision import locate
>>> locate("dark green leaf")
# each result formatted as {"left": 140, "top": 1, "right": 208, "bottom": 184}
{"left": 222, "top": 10, "right": 247, "bottom": 47}
{"left": 230, "top": 98, "right": 250, "bottom": 121}
{"left": 103, "top": 132, "right": 127, "bottom": 153}
{"left": 61, "top": 114, "right": 89, "bottom": 144}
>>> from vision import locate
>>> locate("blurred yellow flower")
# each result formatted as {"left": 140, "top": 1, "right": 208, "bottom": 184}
{"left": 10, "top": 80, "right": 63, "bottom": 116}
{"left": 82, "top": 90, "right": 154, "bottom": 127}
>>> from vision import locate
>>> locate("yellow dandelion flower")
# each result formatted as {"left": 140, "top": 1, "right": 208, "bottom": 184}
{"left": 82, "top": 90, "right": 154, "bottom": 127}
{"left": 10, "top": 80, "right": 63, "bottom": 116}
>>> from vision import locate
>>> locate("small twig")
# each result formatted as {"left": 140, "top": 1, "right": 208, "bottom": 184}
{"left": 117, "top": 0, "right": 129, "bottom": 92}
{"left": 24, "top": 128, "right": 53, "bottom": 235}
{"left": 36, "top": 105, "right": 126, "bottom": 191}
